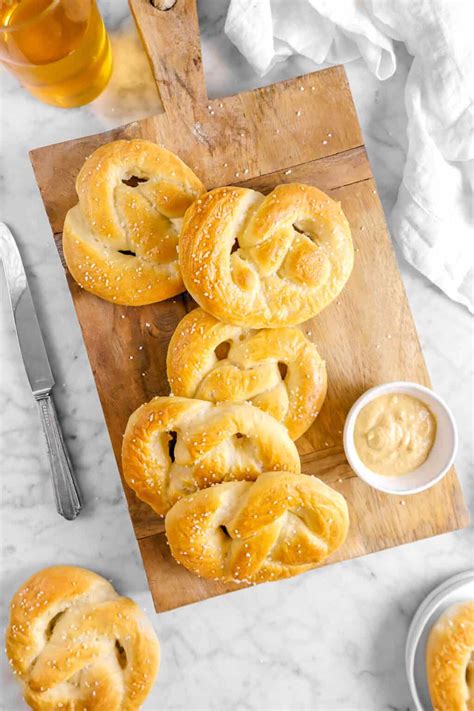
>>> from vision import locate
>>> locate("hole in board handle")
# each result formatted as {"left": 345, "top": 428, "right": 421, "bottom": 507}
{"left": 150, "top": 0, "right": 177, "bottom": 10}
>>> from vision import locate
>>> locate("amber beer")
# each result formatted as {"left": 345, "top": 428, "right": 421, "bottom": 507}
{"left": 0, "top": 0, "right": 112, "bottom": 107}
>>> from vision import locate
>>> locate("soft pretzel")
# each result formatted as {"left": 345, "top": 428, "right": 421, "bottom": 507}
{"left": 426, "top": 600, "right": 474, "bottom": 711}
{"left": 165, "top": 471, "right": 349, "bottom": 583}
{"left": 6, "top": 566, "right": 160, "bottom": 711}
{"left": 167, "top": 307, "right": 327, "bottom": 440}
{"left": 63, "top": 139, "right": 205, "bottom": 305}
{"left": 122, "top": 396, "right": 300, "bottom": 516}
{"left": 179, "top": 183, "right": 353, "bottom": 327}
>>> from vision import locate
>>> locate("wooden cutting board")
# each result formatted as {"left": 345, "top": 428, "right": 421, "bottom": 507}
{"left": 30, "top": 0, "right": 468, "bottom": 612}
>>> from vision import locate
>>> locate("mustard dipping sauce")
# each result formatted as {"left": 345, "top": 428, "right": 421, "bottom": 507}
{"left": 354, "top": 393, "right": 437, "bottom": 476}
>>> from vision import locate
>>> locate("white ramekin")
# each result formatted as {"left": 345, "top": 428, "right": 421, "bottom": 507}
{"left": 343, "top": 381, "right": 458, "bottom": 495}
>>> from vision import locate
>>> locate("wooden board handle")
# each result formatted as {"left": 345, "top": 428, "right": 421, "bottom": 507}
{"left": 129, "top": 0, "right": 207, "bottom": 118}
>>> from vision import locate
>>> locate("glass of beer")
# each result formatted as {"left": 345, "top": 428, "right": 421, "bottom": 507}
{"left": 0, "top": 0, "right": 112, "bottom": 108}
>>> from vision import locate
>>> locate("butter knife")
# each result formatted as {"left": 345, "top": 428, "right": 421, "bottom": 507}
{"left": 0, "top": 223, "right": 82, "bottom": 520}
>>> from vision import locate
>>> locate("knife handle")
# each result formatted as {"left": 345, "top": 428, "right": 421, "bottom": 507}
{"left": 36, "top": 393, "right": 82, "bottom": 521}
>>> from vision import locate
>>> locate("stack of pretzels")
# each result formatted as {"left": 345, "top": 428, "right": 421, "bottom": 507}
{"left": 64, "top": 139, "right": 353, "bottom": 585}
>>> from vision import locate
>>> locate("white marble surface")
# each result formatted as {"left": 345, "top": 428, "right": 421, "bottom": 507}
{"left": 0, "top": 2, "right": 472, "bottom": 710}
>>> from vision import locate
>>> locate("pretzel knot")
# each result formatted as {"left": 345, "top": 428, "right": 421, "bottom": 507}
{"left": 63, "top": 139, "right": 204, "bottom": 305}
{"left": 165, "top": 471, "right": 349, "bottom": 583}
{"left": 426, "top": 601, "right": 474, "bottom": 711}
{"left": 179, "top": 183, "right": 353, "bottom": 327}
{"left": 6, "top": 566, "right": 160, "bottom": 711}
{"left": 122, "top": 396, "right": 300, "bottom": 516}
{"left": 167, "top": 308, "right": 327, "bottom": 440}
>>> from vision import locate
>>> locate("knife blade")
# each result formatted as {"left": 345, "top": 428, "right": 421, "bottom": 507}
{"left": 0, "top": 222, "right": 82, "bottom": 520}
{"left": 0, "top": 222, "right": 54, "bottom": 395}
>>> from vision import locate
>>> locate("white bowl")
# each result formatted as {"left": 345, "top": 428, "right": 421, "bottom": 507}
{"left": 343, "top": 381, "right": 458, "bottom": 495}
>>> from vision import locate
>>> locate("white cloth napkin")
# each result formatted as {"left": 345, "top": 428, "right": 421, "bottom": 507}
{"left": 225, "top": 0, "right": 474, "bottom": 313}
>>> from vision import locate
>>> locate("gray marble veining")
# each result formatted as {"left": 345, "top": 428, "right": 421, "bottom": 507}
{"left": 0, "top": 2, "right": 472, "bottom": 709}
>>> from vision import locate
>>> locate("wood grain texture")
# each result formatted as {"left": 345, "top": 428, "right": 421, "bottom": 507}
{"left": 31, "top": 68, "right": 362, "bottom": 234}
{"left": 29, "top": 0, "right": 469, "bottom": 612}
{"left": 130, "top": 0, "right": 205, "bottom": 116}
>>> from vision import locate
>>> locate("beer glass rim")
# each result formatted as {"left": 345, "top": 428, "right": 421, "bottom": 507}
{"left": 1, "top": 0, "right": 62, "bottom": 32}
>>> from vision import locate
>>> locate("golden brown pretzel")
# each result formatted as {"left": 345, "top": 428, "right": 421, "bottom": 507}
{"left": 5, "top": 566, "right": 160, "bottom": 711}
{"left": 167, "top": 307, "right": 327, "bottom": 440}
{"left": 426, "top": 600, "right": 474, "bottom": 711}
{"left": 179, "top": 183, "right": 353, "bottom": 327}
{"left": 165, "top": 471, "right": 349, "bottom": 583}
{"left": 122, "top": 396, "right": 300, "bottom": 516}
{"left": 63, "top": 139, "right": 205, "bottom": 305}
